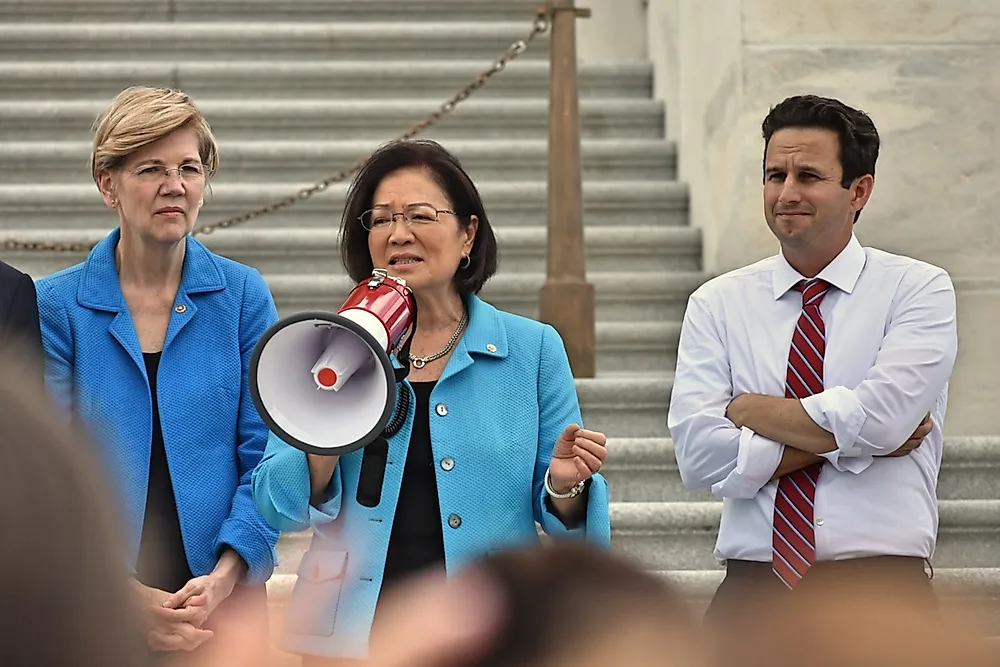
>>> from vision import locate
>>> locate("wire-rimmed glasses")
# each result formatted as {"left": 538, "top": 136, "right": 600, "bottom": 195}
{"left": 359, "top": 204, "right": 458, "bottom": 231}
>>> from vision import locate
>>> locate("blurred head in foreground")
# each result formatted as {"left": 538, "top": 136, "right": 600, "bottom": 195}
{"left": 369, "top": 542, "right": 708, "bottom": 667}
{"left": 739, "top": 571, "right": 998, "bottom": 667}
{"left": 0, "top": 345, "right": 143, "bottom": 667}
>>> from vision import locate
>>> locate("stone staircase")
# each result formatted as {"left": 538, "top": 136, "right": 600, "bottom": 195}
{"left": 1, "top": 0, "right": 997, "bottom": 661}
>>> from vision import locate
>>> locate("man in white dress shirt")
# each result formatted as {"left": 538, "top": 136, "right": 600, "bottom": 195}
{"left": 667, "top": 95, "right": 958, "bottom": 636}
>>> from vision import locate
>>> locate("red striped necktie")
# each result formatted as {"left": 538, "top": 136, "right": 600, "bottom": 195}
{"left": 772, "top": 278, "right": 832, "bottom": 588}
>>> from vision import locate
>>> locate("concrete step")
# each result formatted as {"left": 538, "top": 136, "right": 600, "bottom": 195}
{"left": 270, "top": 499, "right": 1000, "bottom": 574}
{"left": 611, "top": 500, "right": 1000, "bottom": 571}
{"left": 0, "top": 99, "right": 665, "bottom": 141}
{"left": 0, "top": 138, "right": 677, "bottom": 183}
{"left": 0, "top": 0, "right": 546, "bottom": 23}
{"left": 1, "top": 225, "right": 698, "bottom": 276}
{"left": 262, "top": 567, "right": 1000, "bottom": 638}
{"left": 0, "top": 23, "right": 550, "bottom": 62}
{"left": 576, "top": 375, "right": 673, "bottom": 439}
{"left": 263, "top": 272, "right": 698, "bottom": 337}
{"left": 0, "top": 181, "right": 689, "bottom": 229}
{"left": 0, "top": 61, "right": 653, "bottom": 101}
{"left": 603, "top": 437, "right": 1000, "bottom": 503}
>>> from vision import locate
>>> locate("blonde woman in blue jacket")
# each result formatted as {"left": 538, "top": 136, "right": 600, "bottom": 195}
{"left": 251, "top": 139, "right": 612, "bottom": 664}
{"left": 36, "top": 87, "right": 279, "bottom": 665}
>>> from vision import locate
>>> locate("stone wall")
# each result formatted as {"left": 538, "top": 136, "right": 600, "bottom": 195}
{"left": 639, "top": 0, "right": 999, "bottom": 435}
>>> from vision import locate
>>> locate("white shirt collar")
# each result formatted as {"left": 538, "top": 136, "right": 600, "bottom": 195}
{"left": 772, "top": 232, "right": 867, "bottom": 300}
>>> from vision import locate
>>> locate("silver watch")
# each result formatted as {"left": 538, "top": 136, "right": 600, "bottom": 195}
{"left": 545, "top": 467, "right": 586, "bottom": 499}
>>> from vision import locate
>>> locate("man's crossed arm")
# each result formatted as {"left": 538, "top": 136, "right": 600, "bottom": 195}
{"left": 725, "top": 394, "right": 933, "bottom": 480}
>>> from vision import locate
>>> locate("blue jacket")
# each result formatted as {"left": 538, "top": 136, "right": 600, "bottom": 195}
{"left": 36, "top": 228, "right": 280, "bottom": 586}
{"left": 252, "top": 293, "right": 611, "bottom": 659}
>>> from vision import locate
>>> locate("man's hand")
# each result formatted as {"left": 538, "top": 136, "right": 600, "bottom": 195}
{"left": 880, "top": 413, "right": 932, "bottom": 457}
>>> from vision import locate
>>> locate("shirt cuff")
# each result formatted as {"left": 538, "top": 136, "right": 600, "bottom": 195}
{"left": 800, "top": 388, "right": 872, "bottom": 473}
{"left": 710, "top": 427, "right": 783, "bottom": 499}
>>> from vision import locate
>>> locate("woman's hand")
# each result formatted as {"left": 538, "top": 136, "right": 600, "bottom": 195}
{"left": 149, "top": 549, "right": 245, "bottom": 645}
{"left": 308, "top": 453, "right": 340, "bottom": 505}
{"left": 130, "top": 578, "right": 214, "bottom": 652}
{"left": 548, "top": 423, "right": 608, "bottom": 493}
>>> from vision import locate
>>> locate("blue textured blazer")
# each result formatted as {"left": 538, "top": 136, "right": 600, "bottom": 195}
{"left": 252, "top": 293, "right": 612, "bottom": 659}
{"left": 36, "top": 228, "right": 280, "bottom": 586}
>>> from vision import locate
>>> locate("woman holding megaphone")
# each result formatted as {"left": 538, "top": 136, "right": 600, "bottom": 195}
{"left": 251, "top": 139, "right": 612, "bottom": 665}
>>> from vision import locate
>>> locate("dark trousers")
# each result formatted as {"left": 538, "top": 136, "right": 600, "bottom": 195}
{"left": 704, "top": 557, "right": 936, "bottom": 666}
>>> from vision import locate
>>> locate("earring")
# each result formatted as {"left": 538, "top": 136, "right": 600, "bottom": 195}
{"left": 459, "top": 255, "right": 471, "bottom": 270}
{"left": 109, "top": 198, "right": 118, "bottom": 209}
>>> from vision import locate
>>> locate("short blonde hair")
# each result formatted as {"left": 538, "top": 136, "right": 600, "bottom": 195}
{"left": 90, "top": 86, "right": 220, "bottom": 184}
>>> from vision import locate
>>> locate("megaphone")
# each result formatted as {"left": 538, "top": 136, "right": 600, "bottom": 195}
{"left": 249, "top": 268, "right": 417, "bottom": 459}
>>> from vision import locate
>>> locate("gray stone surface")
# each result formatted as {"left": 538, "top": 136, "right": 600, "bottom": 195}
{"left": 743, "top": 0, "right": 1000, "bottom": 44}
{"left": 0, "top": 138, "right": 677, "bottom": 183}
{"left": 0, "top": 61, "right": 654, "bottom": 101}
{"left": 0, "top": 99, "right": 666, "bottom": 142}
{"left": 0, "top": 22, "right": 551, "bottom": 62}
{"left": 0, "top": 0, "right": 547, "bottom": 23}
{"left": 1, "top": 225, "right": 697, "bottom": 276}
{"left": 0, "top": 181, "right": 690, "bottom": 230}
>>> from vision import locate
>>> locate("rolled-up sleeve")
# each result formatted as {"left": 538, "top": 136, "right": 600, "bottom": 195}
{"left": 668, "top": 294, "right": 782, "bottom": 497}
{"left": 251, "top": 431, "right": 344, "bottom": 535}
{"left": 799, "top": 268, "right": 957, "bottom": 469}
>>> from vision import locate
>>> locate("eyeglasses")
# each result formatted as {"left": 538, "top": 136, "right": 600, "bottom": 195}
{"left": 130, "top": 164, "right": 206, "bottom": 183}
{"left": 359, "top": 204, "right": 457, "bottom": 231}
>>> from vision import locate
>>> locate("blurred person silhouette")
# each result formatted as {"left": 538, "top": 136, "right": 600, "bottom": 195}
{"left": 739, "top": 570, "right": 998, "bottom": 667}
{"left": 0, "top": 342, "right": 146, "bottom": 667}
{"left": 207, "top": 542, "right": 710, "bottom": 667}
{"left": 35, "top": 85, "right": 279, "bottom": 664}
{"left": 452, "top": 542, "right": 708, "bottom": 667}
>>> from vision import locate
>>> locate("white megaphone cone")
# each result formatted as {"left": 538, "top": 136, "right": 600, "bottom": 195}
{"left": 249, "top": 269, "right": 416, "bottom": 457}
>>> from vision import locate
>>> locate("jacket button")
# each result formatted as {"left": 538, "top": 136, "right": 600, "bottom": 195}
{"left": 174, "top": 304, "right": 187, "bottom": 314}
{"left": 441, "top": 457, "right": 455, "bottom": 471}
{"left": 435, "top": 403, "right": 448, "bottom": 416}
{"left": 486, "top": 344, "right": 497, "bottom": 353}
{"left": 448, "top": 514, "right": 462, "bottom": 529}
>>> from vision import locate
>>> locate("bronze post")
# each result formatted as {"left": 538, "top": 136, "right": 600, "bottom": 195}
{"left": 539, "top": 0, "right": 596, "bottom": 378}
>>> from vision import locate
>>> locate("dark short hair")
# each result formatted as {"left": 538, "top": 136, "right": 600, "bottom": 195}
{"left": 762, "top": 94, "right": 880, "bottom": 222}
{"left": 339, "top": 139, "right": 499, "bottom": 295}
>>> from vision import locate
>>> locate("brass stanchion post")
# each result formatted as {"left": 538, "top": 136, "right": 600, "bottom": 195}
{"left": 539, "top": 0, "right": 595, "bottom": 378}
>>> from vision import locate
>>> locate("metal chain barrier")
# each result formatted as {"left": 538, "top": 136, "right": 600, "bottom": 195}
{"left": 3, "top": 8, "right": 552, "bottom": 254}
